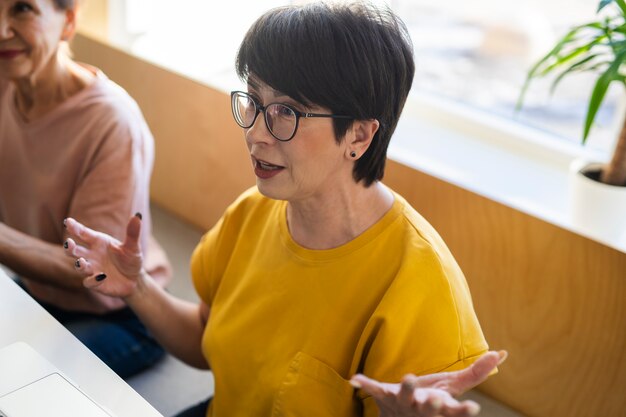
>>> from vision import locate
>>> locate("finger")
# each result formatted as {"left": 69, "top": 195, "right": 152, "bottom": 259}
{"left": 440, "top": 399, "right": 480, "bottom": 417}
{"left": 449, "top": 351, "right": 504, "bottom": 394}
{"left": 121, "top": 214, "right": 143, "bottom": 253}
{"left": 83, "top": 272, "right": 108, "bottom": 289}
{"left": 63, "top": 238, "right": 75, "bottom": 257}
{"left": 63, "top": 238, "right": 90, "bottom": 259}
{"left": 414, "top": 350, "right": 503, "bottom": 395}
{"left": 398, "top": 374, "right": 419, "bottom": 407}
{"left": 416, "top": 392, "right": 443, "bottom": 417}
{"left": 350, "top": 374, "right": 388, "bottom": 399}
{"left": 74, "top": 257, "right": 94, "bottom": 277}
{"left": 64, "top": 217, "right": 98, "bottom": 246}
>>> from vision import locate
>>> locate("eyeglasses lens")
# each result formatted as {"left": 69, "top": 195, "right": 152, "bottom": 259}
{"left": 233, "top": 93, "right": 297, "bottom": 141}
{"left": 234, "top": 94, "right": 256, "bottom": 128}
{"left": 266, "top": 104, "right": 296, "bottom": 140}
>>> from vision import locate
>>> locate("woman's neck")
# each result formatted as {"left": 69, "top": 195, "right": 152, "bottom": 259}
{"left": 13, "top": 55, "right": 94, "bottom": 121}
{"left": 286, "top": 181, "right": 394, "bottom": 250}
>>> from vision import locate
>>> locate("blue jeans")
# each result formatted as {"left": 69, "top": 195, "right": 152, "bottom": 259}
{"left": 20, "top": 282, "right": 164, "bottom": 379}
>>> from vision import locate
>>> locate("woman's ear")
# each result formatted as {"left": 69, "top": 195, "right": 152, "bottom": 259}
{"left": 61, "top": 7, "right": 78, "bottom": 41}
{"left": 346, "top": 119, "right": 380, "bottom": 160}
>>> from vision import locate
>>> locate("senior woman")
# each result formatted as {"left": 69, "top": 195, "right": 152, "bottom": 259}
{"left": 0, "top": 0, "right": 171, "bottom": 378}
{"left": 63, "top": 2, "right": 506, "bottom": 416}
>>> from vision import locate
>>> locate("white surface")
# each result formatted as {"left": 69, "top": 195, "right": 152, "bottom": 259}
{"left": 0, "top": 342, "right": 60, "bottom": 398}
{"left": 0, "top": 269, "right": 163, "bottom": 417}
{"left": 0, "top": 372, "right": 112, "bottom": 417}
{"left": 390, "top": 93, "right": 626, "bottom": 253}
{"left": 569, "top": 159, "right": 626, "bottom": 243}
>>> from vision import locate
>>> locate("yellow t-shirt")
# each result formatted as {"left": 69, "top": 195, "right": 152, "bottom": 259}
{"left": 191, "top": 187, "right": 488, "bottom": 417}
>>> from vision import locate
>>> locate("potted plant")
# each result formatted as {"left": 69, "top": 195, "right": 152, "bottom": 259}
{"left": 518, "top": 0, "right": 626, "bottom": 243}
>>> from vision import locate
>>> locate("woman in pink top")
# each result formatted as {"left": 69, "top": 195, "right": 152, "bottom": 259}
{"left": 0, "top": 0, "right": 171, "bottom": 378}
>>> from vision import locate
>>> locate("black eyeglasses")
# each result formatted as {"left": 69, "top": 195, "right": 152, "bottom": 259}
{"left": 230, "top": 91, "right": 353, "bottom": 141}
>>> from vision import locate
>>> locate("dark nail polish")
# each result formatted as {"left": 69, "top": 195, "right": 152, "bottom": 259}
{"left": 63, "top": 241, "right": 69, "bottom": 249}
{"left": 95, "top": 273, "right": 107, "bottom": 282}
{"left": 63, "top": 219, "right": 67, "bottom": 228}
{"left": 75, "top": 259, "right": 80, "bottom": 268}
{"left": 135, "top": 212, "right": 143, "bottom": 220}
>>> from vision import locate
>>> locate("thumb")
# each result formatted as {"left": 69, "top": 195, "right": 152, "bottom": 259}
{"left": 424, "top": 350, "right": 506, "bottom": 396}
{"left": 350, "top": 374, "right": 387, "bottom": 398}
{"left": 121, "top": 213, "right": 143, "bottom": 253}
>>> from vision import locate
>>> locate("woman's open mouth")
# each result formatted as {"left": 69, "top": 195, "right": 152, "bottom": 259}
{"left": 253, "top": 157, "right": 285, "bottom": 179}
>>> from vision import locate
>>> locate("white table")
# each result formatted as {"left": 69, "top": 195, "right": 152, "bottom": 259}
{"left": 0, "top": 268, "right": 163, "bottom": 417}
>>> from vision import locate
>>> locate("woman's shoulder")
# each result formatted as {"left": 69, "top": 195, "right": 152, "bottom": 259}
{"left": 59, "top": 67, "right": 153, "bottom": 147}
{"left": 65, "top": 66, "right": 146, "bottom": 127}
{"left": 84, "top": 71, "right": 142, "bottom": 115}
{"left": 389, "top": 191, "right": 439, "bottom": 239}
{"left": 386, "top": 189, "right": 459, "bottom": 263}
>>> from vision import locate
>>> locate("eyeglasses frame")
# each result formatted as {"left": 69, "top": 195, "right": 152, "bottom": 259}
{"left": 230, "top": 91, "right": 353, "bottom": 141}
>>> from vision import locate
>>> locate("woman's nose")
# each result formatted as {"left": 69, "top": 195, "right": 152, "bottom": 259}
{"left": 0, "top": 16, "right": 15, "bottom": 40}
{"left": 246, "top": 112, "right": 274, "bottom": 145}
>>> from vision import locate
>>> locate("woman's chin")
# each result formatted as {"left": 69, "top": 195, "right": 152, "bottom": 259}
{"left": 256, "top": 181, "right": 289, "bottom": 201}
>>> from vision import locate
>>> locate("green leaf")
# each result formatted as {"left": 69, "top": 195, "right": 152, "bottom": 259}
{"left": 516, "top": 7, "right": 626, "bottom": 113}
{"left": 550, "top": 55, "right": 603, "bottom": 94}
{"left": 582, "top": 52, "right": 626, "bottom": 142}
{"left": 539, "top": 37, "right": 607, "bottom": 76}
{"left": 613, "top": 23, "right": 626, "bottom": 34}
{"left": 599, "top": 0, "right": 626, "bottom": 14}
{"left": 525, "top": 30, "right": 589, "bottom": 78}
{"left": 598, "top": 0, "right": 614, "bottom": 12}
{"left": 585, "top": 60, "right": 615, "bottom": 71}
{"left": 527, "top": 32, "right": 577, "bottom": 76}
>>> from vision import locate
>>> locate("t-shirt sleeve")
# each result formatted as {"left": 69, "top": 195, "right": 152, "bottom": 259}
{"left": 356, "top": 241, "right": 488, "bottom": 416}
{"left": 190, "top": 188, "right": 259, "bottom": 306}
{"left": 191, "top": 217, "right": 226, "bottom": 306}
{"left": 67, "top": 113, "right": 153, "bottom": 246}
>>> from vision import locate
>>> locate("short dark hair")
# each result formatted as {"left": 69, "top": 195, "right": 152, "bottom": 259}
{"left": 235, "top": 2, "right": 414, "bottom": 186}
{"left": 52, "top": 0, "right": 74, "bottom": 9}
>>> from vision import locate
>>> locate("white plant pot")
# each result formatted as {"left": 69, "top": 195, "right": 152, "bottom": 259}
{"left": 569, "top": 158, "right": 626, "bottom": 244}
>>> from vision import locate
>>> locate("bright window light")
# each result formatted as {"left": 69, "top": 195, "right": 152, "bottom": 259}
{"left": 108, "top": 0, "right": 623, "bottom": 156}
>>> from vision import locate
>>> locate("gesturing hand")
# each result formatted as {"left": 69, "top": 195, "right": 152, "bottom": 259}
{"left": 63, "top": 214, "right": 145, "bottom": 299}
{"left": 350, "top": 350, "right": 507, "bottom": 417}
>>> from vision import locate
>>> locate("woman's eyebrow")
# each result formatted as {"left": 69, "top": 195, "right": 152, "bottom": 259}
{"left": 245, "top": 83, "right": 294, "bottom": 104}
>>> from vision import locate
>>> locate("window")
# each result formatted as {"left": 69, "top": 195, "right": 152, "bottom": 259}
{"left": 395, "top": 0, "right": 623, "bottom": 154}
{"left": 106, "top": 0, "right": 623, "bottom": 156}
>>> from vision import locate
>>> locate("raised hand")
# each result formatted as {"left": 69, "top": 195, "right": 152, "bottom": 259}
{"left": 350, "top": 350, "right": 507, "bottom": 417}
{"left": 63, "top": 214, "right": 145, "bottom": 298}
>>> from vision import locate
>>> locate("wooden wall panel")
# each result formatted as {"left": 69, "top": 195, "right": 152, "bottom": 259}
{"left": 72, "top": 34, "right": 255, "bottom": 231}
{"left": 385, "top": 160, "right": 626, "bottom": 417}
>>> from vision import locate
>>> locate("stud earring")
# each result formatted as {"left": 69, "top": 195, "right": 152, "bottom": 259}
{"left": 350, "top": 151, "right": 357, "bottom": 158}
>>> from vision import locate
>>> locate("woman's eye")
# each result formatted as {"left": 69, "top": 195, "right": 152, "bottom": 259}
{"left": 13, "top": 2, "right": 34, "bottom": 14}
{"left": 277, "top": 105, "right": 295, "bottom": 117}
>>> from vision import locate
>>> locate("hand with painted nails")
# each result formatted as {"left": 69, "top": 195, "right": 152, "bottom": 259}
{"left": 63, "top": 213, "right": 146, "bottom": 298}
{"left": 350, "top": 350, "right": 507, "bottom": 417}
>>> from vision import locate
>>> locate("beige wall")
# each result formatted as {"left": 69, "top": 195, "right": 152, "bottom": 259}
{"left": 72, "top": 33, "right": 626, "bottom": 417}
{"left": 76, "top": 0, "right": 109, "bottom": 42}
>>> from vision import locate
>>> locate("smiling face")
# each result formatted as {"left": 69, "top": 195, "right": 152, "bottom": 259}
{"left": 0, "top": 0, "right": 73, "bottom": 83}
{"left": 244, "top": 79, "right": 356, "bottom": 204}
